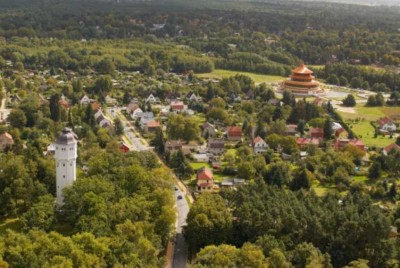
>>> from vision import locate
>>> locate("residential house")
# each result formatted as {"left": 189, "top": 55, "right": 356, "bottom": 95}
{"left": 120, "top": 142, "right": 131, "bottom": 153}
{"left": 221, "top": 178, "right": 245, "bottom": 189}
{"left": 105, "top": 95, "right": 118, "bottom": 106}
{"left": 196, "top": 167, "right": 214, "bottom": 192}
{"left": 286, "top": 124, "right": 298, "bottom": 136}
{"left": 227, "top": 126, "right": 242, "bottom": 141}
{"left": 80, "top": 94, "right": 91, "bottom": 105}
{"left": 165, "top": 92, "right": 180, "bottom": 103}
{"left": 0, "top": 132, "right": 14, "bottom": 151}
{"left": 313, "top": 97, "right": 325, "bottom": 107}
{"left": 377, "top": 117, "right": 397, "bottom": 133}
{"left": 253, "top": 136, "right": 269, "bottom": 154}
{"left": 334, "top": 139, "right": 366, "bottom": 152}
{"left": 165, "top": 140, "right": 183, "bottom": 153}
{"left": 193, "top": 153, "right": 209, "bottom": 163}
{"left": 208, "top": 138, "right": 225, "bottom": 155}
{"left": 296, "top": 137, "right": 321, "bottom": 148}
{"left": 228, "top": 92, "right": 241, "bottom": 103}
{"left": 267, "top": 98, "right": 280, "bottom": 106}
{"left": 383, "top": 143, "right": 400, "bottom": 156}
{"left": 331, "top": 122, "right": 343, "bottom": 132}
{"left": 145, "top": 93, "right": 159, "bottom": 103}
{"left": 309, "top": 127, "right": 324, "bottom": 139}
{"left": 91, "top": 101, "right": 101, "bottom": 111}
{"left": 144, "top": 120, "right": 160, "bottom": 132}
{"left": 127, "top": 103, "right": 143, "bottom": 120}
{"left": 94, "top": 109, "right": 113, "bottom": 128}
{"left": 170, "top": 101, "right": 185, "bottom": 113}
{"left": 202, "top": 122, "right": 217, "bottom": 138}
{"left": 58, "top": 99, "right": 69, "bottom": 109}
{"left": 335, "top": 128, "right": 348, "bottom": 139}
{"left": 186, "top": 92, "right": 200, "bottom": 102}
{"left": 139, "top": 112, "right": 155, "bottom": 129}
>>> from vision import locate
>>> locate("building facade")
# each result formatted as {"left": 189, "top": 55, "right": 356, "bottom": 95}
{"left": 54, "top": 128, "right": 78, "bottom": 207}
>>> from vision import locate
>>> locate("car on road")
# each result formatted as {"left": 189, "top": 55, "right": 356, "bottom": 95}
{"left": 177, "top": 195, "right": 183, "bottom": 200}
{"left": 174, "top": 186, "right": 178, "bottom": 191}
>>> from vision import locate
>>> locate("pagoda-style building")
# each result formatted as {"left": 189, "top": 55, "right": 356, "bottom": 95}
{"left": 279, "top": 64, "right": 324, "bottom": 96}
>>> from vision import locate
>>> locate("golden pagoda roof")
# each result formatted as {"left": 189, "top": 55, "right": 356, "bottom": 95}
{"left": 292, "top": 64, "right": 313, "bottom": 75}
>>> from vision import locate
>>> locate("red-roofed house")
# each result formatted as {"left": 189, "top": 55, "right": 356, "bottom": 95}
{"left": 170, "top": 101, "right": 185, "bottom": 113}
{"left": 227, "top": 126, "right": 242, "bottom": 141}
{"left": 253, "top": 136, "right": 269, "bottom": 154}
{"left": 334, "top": 139, "right": 366, "bottom": 152}
{"left": 335, "top": 128, "right": 348, "bottom": 139}
{"left": 196, "top": 167, "right": 214, "bottom": 192}
{"left": 296, "top": 137, "right": 321, "bottom": 148}
{"left": 383, "top": 143, "right": 400, "bottom": 156}
{"left": 58, "top": 99, "right": 69, "bottom": 109}
{"left": 309, "top": 127, "right": 324, "bottom": 139}
{"left": 348, "top": 139, "right": 366, "bottom": 151}
{"left": 120, "top": 142, "right": 131, "bottom": 153}
{"left": 377, "top": 117, "right": 397, "bottom": 133}
{"left": 0, "top": 132, "right": 14, "bottom": 151}
{"left": 145, "top": 120, "right": 161, "bottom": 132}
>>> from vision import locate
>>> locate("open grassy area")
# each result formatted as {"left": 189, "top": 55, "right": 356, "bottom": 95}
{"left": 197, "top": 69, "right": 284, "bottom": 84}
{"left": 339, "top": 105, "right": 399, "bottom": 121}
{"left": 347, "top": 120, "right": 395, "bottom": 147}
{"left": 0, "top": 218, "right": 22, "bottom": 235}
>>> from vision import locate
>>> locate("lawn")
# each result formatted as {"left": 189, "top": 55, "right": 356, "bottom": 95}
{"left": 339, "top": 105, "right": 399, "bottom": 121}
{"left": 197, "top": 69, "right": 284, "bottom": 84}
{"left": 347, "top": 120, "right": 395, "bottom": 147}
{"left": 0, "top": 218, "right": 22, "bottom": 235}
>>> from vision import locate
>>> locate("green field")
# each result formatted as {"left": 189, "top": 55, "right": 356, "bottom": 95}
{"left": 338, "top": 105, "right": 398, "bottom": 147}
{"left": 339, "top": 105, "right": 400, "bottom": 121}
{"left": 197, "top": 69, "right": 284, "bottom": 84}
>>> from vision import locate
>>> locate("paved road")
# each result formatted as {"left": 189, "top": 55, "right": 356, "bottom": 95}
{"left": 106, "top": 107, "right": 150, "bottom": 151}
{"left": 173, "top": 186, "right": 189, "bottom": 268}
{"left": 0, "top": 97, "right": 10, "bottom": 123}
{"left": 114, "top": 108, "right": 190, "bottom": 267}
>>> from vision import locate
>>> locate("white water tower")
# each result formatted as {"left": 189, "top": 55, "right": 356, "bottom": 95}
{"left": 54, "top": 128, "right": 78, "bottom": 206}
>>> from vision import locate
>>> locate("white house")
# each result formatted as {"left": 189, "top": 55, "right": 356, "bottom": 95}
{"left": 146, "top": 93, "right": 159, "bottom": 103}
{"left": 193, "top": 153, "right": 209, "bottom": 163}
{"left": 377, "top": 117, "right": 397, "bottom": 133}
{"left": 131, "top": 107, "right": 144, "bottom": 120}
{"left": 253, "top": 136, "right": 269, "bottom": 154}
{"left": 80, "top": 95, "right": 91, "bottom": 105}
{"left": 186, "top": 92, "right": 201, "bottom": 102}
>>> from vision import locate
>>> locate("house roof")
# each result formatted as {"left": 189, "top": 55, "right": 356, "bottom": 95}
{"left": 208, "top": 138, "right": 225, "bottom": 148}
{"left": 171, "top": 101, "right": 184, "bottom": 108}
{"left": 202, "top": 122, "right": 215, "bottom": 130}
{"left": 197, "top": 167, "right": 214, "bottom": 180}
{"left": 165, "top": 140, "right": 183, "bottom": 148}
{"left": 384, "top": 143, "right": 400, "bottom": 153}
{"left": 0, "top": 132, "right": 13, "bottom": 141}
{"left": 377, "top": 117, "right": 394, "bottom": 126}
{"left": 253, "top": 136, "right": 265, "bottom": 145}
{"left": 146, "top": 120, "right": 160, "bottom": 128}
{"left": 227, "top": 126, "right": 242, "bottom": 136}
{"left": 310, "top": 127, "right": 324, "bottom": 136}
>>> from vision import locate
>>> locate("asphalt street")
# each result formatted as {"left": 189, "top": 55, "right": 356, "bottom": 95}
{"left": 172, "top": 186, "right": 189, "bottom": 268}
